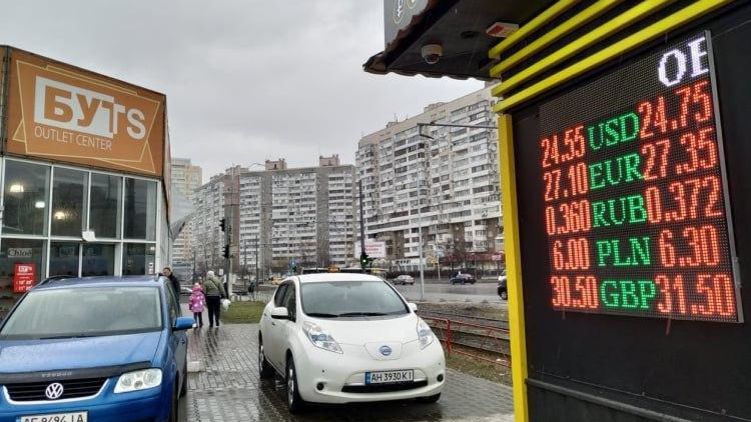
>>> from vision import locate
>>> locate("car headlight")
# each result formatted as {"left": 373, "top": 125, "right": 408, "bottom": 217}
{"left": 417, "top": 318, "right": 434, "bottom": 350}
{"left": 303, "top": 321, "right": 343, "bottom": 354}
{"left": 114, "top": 368, "right": 163, "bottom": 393}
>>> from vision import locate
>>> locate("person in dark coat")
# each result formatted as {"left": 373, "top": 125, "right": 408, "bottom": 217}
{"left": 161, "top": 267, "right": 181, "bottom": 297}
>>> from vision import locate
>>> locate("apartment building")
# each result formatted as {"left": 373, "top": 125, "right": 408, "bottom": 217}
{"left": 356, "top": 88, "right": 503, "bottom": 273}
{"left": 170, "top": 158, "right": 202, "bottom": 279}
{"left": 237, "top": 156, "right": 357, "bottom": 278}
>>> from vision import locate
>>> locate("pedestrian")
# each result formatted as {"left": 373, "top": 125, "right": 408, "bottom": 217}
{"left": 247, "top": 279, "right": 256, "bottom": 300}
{"left": 188, "top": 283, "right": 206, "bottom": 327}
{"left": 203, "top": 270, "right": 226, "bottom": 327}
{"left": 161, "top": 267, "right": 181, "bottom": 297}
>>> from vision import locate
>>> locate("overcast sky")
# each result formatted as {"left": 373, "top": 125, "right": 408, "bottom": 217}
{"left": 1, "top": 1, "right": 482, "bottom": 181}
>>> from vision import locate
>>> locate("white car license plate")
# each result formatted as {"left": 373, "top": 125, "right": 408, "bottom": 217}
{"left": 365, "top": 370, "right": 414, "bottom": 384}
{"left": 21, "top": 412, "right": 87, "bottom": 422}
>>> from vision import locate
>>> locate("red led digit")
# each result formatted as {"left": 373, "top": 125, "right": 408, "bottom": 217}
{"left": 675, "top": 84, "right": 692, "bottom": 128}
{"left": 703, "top": 175, "right": 723, "bottom": 217}
{"left": 693, "top": 80, "right": 712, "bottom": 123}
{"left": 637, "top": 100, "right": 654, "bottom": 139}
{"left": 713, "top": 274, "right": 736, "bottom": 317}
{"left": 658, "top": 229, "right": 676, "bottom": 267}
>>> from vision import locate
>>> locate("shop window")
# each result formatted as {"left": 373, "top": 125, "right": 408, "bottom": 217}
{"left": 0, "top": 239, "right": 46, "bottom": 318}
{"left": 123, "top": 243, "right": 156, "bottom": 275}
{"left": 90, "top": 174, "right": 122, "bottom": 239}
{"left": 81, "top": 244, "right": 115, "bottom": 277}
{"left": 3, "top": 161, "right": 50, "bottom": 235}
{"left": 123, "top": 178, "right": 157, "bottom": 241}
{"left": 51, "top": 168, "right": 88, "bottom": 237}
{"left": 49, "top": 242, "right": 80, "bottom": 277}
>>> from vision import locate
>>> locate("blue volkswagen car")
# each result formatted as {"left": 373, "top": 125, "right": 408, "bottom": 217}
{"left": 0, "top": 276, "right": 193, "bottom": 422}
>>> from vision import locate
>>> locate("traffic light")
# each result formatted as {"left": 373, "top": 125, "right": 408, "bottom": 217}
{"left": 222, "top": 245, "right": 230, "bottom": 259}
{"left": 219, "top": 218, "right": 226, "bottom": 232}
{"left": 360, "top": 252, "right": 370, "bottom": 269}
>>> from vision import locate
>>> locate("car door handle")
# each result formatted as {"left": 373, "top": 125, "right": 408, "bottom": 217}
{"left": 271, "top": 321, "right": 276, "bottom": 326}
{"left": 181, "top": 338, "right": 186, "bottom": 344}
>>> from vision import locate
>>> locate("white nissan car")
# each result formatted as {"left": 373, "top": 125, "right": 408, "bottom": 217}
{"left": 258, "top": 273, "right": 445, "bottom": 413}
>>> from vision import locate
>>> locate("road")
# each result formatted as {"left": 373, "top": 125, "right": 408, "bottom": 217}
{"left": 392, "top": 279, "right": 504, "bottom": 303}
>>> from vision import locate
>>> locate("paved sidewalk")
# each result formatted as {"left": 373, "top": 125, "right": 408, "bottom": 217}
{"left": 182, "top": 322, "right": 513, "bottom": 422}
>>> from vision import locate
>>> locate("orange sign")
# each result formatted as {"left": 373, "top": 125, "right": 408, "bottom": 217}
{"left": 6, "top": 49, "right": 166, "bottom": 176}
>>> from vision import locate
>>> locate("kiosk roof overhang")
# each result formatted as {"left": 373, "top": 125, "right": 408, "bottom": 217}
{"left": 364, "top": 0, "right": 552, "bottom": 80}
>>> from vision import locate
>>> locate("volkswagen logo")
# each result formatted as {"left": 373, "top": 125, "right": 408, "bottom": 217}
{"left": 379, "top": 345, "right": 392, "bottom": 356}
{"left": 45, "top": 382, "right": 64, "bottom": 400}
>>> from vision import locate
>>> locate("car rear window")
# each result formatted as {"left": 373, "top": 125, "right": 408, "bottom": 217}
{"left": 301, "top": 280, "right": 408, "bottom": 318}
{"left": 0, "top": 286, "right": 163, "bottom": 339}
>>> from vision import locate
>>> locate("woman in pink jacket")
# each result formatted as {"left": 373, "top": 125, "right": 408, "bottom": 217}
{"left": 188, "top": 283, "right": 206, "bottom": 327}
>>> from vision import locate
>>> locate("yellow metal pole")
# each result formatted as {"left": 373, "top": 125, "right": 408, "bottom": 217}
{"left": 498, "top": 113, "right": 529, "bottom": 422}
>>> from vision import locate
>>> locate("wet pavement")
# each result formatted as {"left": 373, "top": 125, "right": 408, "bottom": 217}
{"left": 180, "top": 322, "right": 513, "bottom": 422}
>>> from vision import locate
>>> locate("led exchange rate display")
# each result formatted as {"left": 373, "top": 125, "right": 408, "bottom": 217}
{"left": 537, "top": 32, "right": 742, "bottom": 323}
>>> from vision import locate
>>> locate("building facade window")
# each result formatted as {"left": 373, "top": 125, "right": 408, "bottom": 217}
{"left": 3, "top": 161, "right": 50, "bottom": 236}
{"left": 51, "top": 168, "right": 88, "bottom": 237}
{"left": 49, "top": 242, "right": 80, "bottom": 277}
{"left": 123, "top": 243, "right": 156, "bottom": 275}
{"left": 82, "top": 243, "right": 116, "bottom": 276}
{"left": 124, "top": 178, "right": 157, "bottom": 241}
{"left": 90, "top": 174, "right": 122, "bottom": 239}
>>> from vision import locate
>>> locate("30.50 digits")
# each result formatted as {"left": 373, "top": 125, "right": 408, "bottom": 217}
{"left": 545, "top": 200, "right": 591, "bottom": 235}
{"left": 638, "top": 79, "right": 712, "bottom": 139}
{"left": 541, "top": 125, "right": 585, "bottom": 168}
{"left": 543, "top": 162, "right": 589, "bottom": 202}
{"left": 551, "top": 275, "right": 599, "bottom": 310}
{"left": 644, "top": 175, "right": 723, "bottom": 223}
{"left": 654, "top": 273, "right": 736, "bottom": 318}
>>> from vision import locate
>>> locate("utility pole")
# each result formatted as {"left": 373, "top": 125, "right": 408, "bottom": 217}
{"left": 358, "top": 179, "right": 368, "bottom": 270}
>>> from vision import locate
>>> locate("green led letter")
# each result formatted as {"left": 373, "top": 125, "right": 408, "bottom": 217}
{"left": 604, "top": 118, "right": 620, "bottom": 146}
{"left": 601, "top": 280, "right": 620, "bottom": 308}
{"left": 627, "top": 194, "right": 647, "bottom": 223}
{"left": 612, "top": 240, "right": 633, "bottom": 267}
{"left": 619, "top": 112, "right": 640, "bottom": 143}
{"left": 589, "top": 162, "right": 605, "bottom": 190}
{"left": 629, "top": 236, "right": 651, "bottom": 265}
{"left": 638, "top": 280, "right": 656, "bottom": 310}
{"left": 608, "top": 198, "right": 627, "bottom": 225}
{"left": 596, "top": 240, "right": 612, "bottom": 266}
{"left": 619, "top": 281, "right": 639, "bottom": 309}
{"left": 592, "top": 201, "right": 608, "bottom": 227}
{"left": 623, "top": 153, "right": 642, "bottom": 182}
{"left": 588, "top": 124, "right": 604, "bottom": 151}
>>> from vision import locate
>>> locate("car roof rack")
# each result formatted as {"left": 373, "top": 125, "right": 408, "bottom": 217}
{"left": 38, "top": 275, "right": 77, "bottom": 286}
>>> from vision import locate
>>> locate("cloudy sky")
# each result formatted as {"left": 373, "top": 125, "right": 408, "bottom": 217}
{"left": 1, "top": 1, "right": 482, "bottom": 181}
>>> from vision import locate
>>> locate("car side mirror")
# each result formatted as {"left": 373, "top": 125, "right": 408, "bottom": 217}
{"left": 271, "top": 307, "right": 289, "bottom": 320}
{"left": 173, "top": 316, "right": 194, "bottom": 331}
{"left": 408, "top": 303, "right": 418, "bottom": 312}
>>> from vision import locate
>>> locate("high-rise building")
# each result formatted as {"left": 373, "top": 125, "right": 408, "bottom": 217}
{"left": 170, "top": 158, "right": 202, "bottom": 279}
{"left": 356, "top": 87, "right": 503, "bottom": 274}
{"left": 237, "top": 157, "right": 357, "bottom": 279}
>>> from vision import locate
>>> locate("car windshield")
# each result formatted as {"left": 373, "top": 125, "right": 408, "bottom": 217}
{"left": 0, "top": 286, "right": 163, "bottom": 339}
{"left": 301, "top": 280, "right": 408, "bottom": 318}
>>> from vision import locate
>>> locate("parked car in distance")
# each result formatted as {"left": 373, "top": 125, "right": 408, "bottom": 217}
{"left": 258, "top": 273, "right": 444, "bottom": 414}
{"left": 498, "top": 270, "right": 508, "bottom": 300}
{"left": 449, "top": 273, "right": 476, "bottom": 285}
{"left": 392, "top": 275, "right": 415, "bottom": 285}
{"left": 0, "top": 276, "right": 193, "bottom": 422}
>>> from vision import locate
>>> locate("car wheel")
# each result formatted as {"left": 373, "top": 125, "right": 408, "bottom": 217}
{"left": 179, "top": 362, "right": 188, "bottom": 397}
{"left": 286, "top": 356, "right": 307, "bottom": 414}
{"left": 259, "top": 338, "right": 274, "bottom": 379}
{"left": 417, "top": 393, "right": 441, "bottom": 403}
{"left": 501, "top": 291, "right": 508, "bottom": 300}
{"left": 168, "top": 385, "right": 179, "bottom": 422}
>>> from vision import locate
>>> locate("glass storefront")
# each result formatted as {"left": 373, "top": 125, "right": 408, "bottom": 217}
{"left": 51, "top": 168, "right": 88, "bottom": 237}
{"left": 82, "top": 244, "right": 115, "bottom": 277}
{"left": 0, "top": 159, "right": 162, "bottom": 300}
{"left": 123, "top": 243, "right": 157, "bottom": 276}
{"left": 3, "top": 161, "right": 50, "bottom": 236}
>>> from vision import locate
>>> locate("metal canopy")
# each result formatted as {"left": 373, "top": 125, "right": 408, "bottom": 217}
{"left": 365, "top": 0, "right": 552, "bottom": 80}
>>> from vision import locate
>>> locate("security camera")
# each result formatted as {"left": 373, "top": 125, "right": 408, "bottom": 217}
{"left": 421, "top": 44, "right": 443, "bottom": 65}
